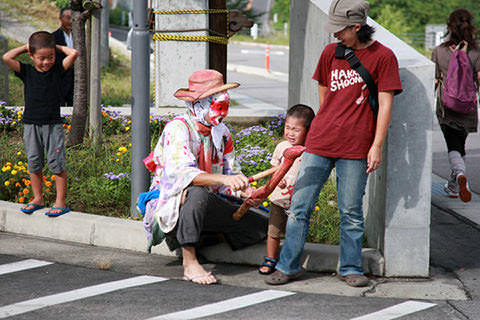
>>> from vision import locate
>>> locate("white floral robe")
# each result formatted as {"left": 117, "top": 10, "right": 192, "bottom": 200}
{"left": 150, "top": 114, "right": 239, "bottom": 233}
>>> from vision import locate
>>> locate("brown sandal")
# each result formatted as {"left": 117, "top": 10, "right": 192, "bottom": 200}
{"left": 340, "top": 274, "right": 369, "bottom": 287}
{"left": 264, "top": 268, "right": 305, "bottom": 285}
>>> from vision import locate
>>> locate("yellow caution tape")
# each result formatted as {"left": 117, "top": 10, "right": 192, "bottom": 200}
{"left": 153, "top": 33, "right": 228, "bottom": 45}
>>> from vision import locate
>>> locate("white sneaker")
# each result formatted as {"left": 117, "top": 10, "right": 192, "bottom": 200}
{"left": 444, "top": 171, "right": 459, "bottom": 198}
{"left": 456, "top": 173, "right": 472, "bottom": 202}
{"left": 443, "top": 182, "right": 459, "bottom": 198}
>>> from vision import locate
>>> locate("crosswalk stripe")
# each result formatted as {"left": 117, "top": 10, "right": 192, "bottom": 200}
{"left": 0, "top": 275, "right": 168, "bottom": 319}
{"left": 147, "top": 289, "right": 295, "bottom": 320}
{"left": 0, "top": 259, "right": 53, "bottom": 276}
{"left": 350, "top": 300, "right": 437, "bottom": 320}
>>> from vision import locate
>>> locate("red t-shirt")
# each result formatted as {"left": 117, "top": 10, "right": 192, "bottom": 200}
{"left": 307, "top": 41, "right": 403, "bottom": 159}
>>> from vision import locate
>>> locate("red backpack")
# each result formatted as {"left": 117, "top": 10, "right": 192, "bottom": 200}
{"left": 442, "top": 41, "right": 478, "bottom": 114}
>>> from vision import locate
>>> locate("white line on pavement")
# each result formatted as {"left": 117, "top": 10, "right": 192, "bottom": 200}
{"left": 0, "top": 275, "right": 168, "bottom": 319}
{"left": 0, "top": 259, "right": 53, "bottom": 276}
{"left": 147, "top": 289, "right": 295, "bottom": 320}
{"left": 350, "top": 300, "right": 437, "bottom": 320}
{"left": 240, "top": 49, "right": 285, "bottom": 55}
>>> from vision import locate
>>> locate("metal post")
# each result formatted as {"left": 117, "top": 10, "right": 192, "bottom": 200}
{"left": 130, "top": 0, "right": 150, "bottom": 217}
{"left": 100, "top": 0, "right": 110, "bottom": 67}
{"left": 89, "top": 8, "right": 102, "bottom": 145}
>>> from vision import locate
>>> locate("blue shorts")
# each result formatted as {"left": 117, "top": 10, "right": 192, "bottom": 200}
{"left": 23, "top": 124, "right": 66, "bottom": 174}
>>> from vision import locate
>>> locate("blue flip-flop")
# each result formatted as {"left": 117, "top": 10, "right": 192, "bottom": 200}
{"left": 45, "top": 207, "right": 70, "bottom": 217}
{"left": 20, "top": 203, "right": 45, "bottom": 214}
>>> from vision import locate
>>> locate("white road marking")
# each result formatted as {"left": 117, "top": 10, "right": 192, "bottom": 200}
{"left": 0, "top": 275, "right": 168, "bottom": 319}
{"left": 148, "top": 289, "right": 295, "bottom": 320}
{"left": 350, "top": 300, "right": 437, "bottom": 320}
{"left": 240, "top": 49, "right": 285, "bottom": 55}
{"left": 0, "top": 259, "right": 53, "bottom": 276}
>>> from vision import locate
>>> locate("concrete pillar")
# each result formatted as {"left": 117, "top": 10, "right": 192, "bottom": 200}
{"left": 153, "top": 0, "right": 209, "bottom": 108}
{"left": 100, "top": 0, "right": 110, "bottom": 67}
{"left": 289, "top": 0, "right": 434, "bottom": 277}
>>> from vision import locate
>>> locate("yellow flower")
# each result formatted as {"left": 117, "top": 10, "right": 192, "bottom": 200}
{"left": 1, "top": 167, "right": 6, "bottom": 172}
{"left": 11, "top": 170, "right": 17, "bottom": 175}
{"left": 127, "top": 120, "right": 131, "bottom": 124}
{"left": 125, "top": 126, "right": 130, "bottom": 131}
{"left": 12, "top": 121, "right": 16, "bottom": 125}
{"left": 23, "top": 188, "right": 29, "bottom": 195}
{"left": 116, "top": 152, "right": 121, "bottom": 156}
{"left": 129, "top": 143, "right": 132, "bottom": 147}
{"left": 118, "top": 147, "right": 127, "bottom": 153}
{"left": 314, "top": 206, "right": 320, "bottom": 211}
{"left": 6, "top": 162, "right": 12, "bottom": 166}
{"left": 262, "top": 201, "right": 269, "bottom": 207}
{"left": 16, "top": 151, "right": 22, "bottom": 156}
{"left": 4, "top": 181, "right": 10, "bottom": 187}
{"left": 116, "top": 159, "right": 120, "bottom": 162}
{"left": 5, "top": 166, "right": 11, "bottom": 171}
{"left": 45, "top": 181, "right": 52, "bottom": 187}
{"left": 251, "top": 181, "right": 257, "bottom": 186}
{"left": 18, "top": 161, "right": 23, "bottom": 165}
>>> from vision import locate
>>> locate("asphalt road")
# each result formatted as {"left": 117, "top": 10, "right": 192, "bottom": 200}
{"left": 2, "top": 201, "right": 480, "bottom": 320}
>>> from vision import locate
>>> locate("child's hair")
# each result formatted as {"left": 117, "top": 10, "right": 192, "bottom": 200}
{"left": 28, "top": 31, "right": 56, "bottom": 54}
{"left": 286, "top": 104, "right": 315, "bottom": 132}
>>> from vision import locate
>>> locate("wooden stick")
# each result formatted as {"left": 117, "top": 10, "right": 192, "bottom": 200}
{"left": 247, "top": 166, "right": 278, "bottom": 183}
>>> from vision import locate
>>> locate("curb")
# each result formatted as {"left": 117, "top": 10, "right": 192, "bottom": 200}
{"left": 0, "top": 200, "right": 384, "bottom": 276}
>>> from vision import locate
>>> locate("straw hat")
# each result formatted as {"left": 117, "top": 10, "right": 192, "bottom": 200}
{"left": 174, "top": 69, "right": 239, "bottom": 102}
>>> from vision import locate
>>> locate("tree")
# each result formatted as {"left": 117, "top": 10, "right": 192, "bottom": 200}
{"left": 67, "top": 0, "right": 101, "bottom": 147}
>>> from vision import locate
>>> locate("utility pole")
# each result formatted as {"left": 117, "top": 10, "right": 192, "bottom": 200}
{"left": 89, "top": 7, "right": 102, "bottom": 145}
{"left": 130, "top": 0, "right": 150, "bottom": 217}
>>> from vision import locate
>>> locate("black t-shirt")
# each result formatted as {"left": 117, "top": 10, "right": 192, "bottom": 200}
{"left": 15, "top": 61, "right": 66, "bottom": 125}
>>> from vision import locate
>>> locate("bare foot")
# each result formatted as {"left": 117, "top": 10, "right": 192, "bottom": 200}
{"left": 22, "top": 199, "right": 44, "bottom": 210}
{"left": 183, "top": 262, "right": 217, "bottom": 285}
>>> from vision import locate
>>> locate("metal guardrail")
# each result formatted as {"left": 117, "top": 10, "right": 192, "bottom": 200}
{"left": 0, "top": 35, "right": 9, "bottom": 105}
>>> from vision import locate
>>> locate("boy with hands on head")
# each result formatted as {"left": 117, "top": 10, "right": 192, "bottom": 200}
{"left": 2, "top": 31, "right": 78, "bottom": 217}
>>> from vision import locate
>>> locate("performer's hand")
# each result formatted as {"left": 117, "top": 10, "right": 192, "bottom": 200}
{"left": 223, "top": 174, "right": 250, "bottom": 191}
{"left": 278, "top": 178, "right": 287, "bottom": 189}
{"left": 240, "top": 186, "right": 253, "bottom": 198}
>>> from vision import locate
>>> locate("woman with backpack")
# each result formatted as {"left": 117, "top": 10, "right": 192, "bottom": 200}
{"left": 432, "top": 8, "right": 480, "bottom": 202}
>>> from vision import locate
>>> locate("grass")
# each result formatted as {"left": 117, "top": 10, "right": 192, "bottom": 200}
{"left": 0, "top": 0, "right": 59, "bottom": 31}
{"left": 231, "top": 31, "right": 290, "bottom": 46}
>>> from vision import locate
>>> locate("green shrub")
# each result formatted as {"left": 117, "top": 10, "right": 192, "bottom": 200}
{"left": 110, "top": 7, "right": 128, "bottom": 27}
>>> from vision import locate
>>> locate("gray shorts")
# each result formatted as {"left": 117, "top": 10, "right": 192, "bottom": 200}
{"left": 23, "top": 124, "right": 66, "bottom": 174}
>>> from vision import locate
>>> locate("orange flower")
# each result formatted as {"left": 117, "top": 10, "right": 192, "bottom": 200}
{"left": 19, "top": 197, "right": 25, "bottom": 203}
{"left": 23, "top": 188, "right": 29, "bottom": 195}
{"left": 18, "top": 191, "right": 23, "bottom": 196}
{"left": 45, "top": 188, "right": 50, "bottom": 193}
{"left": 25, "top": 180, "right": 31, "bottom": 186}
{"left": 15, "top": 182, "right": 20, "bottom": 187}
{"left": 67, "top": 125, "right": 71, "bottom": 130}
{"left": 45, "top": 181, "right": 52, "bottom": 187}
{"left": 51, "top": 175, "right": 56, "bottom": 181}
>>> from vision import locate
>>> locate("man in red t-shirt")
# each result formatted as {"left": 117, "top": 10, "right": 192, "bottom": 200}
{"left": 266, "top": 0, "right": 402, "bottom": 288}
